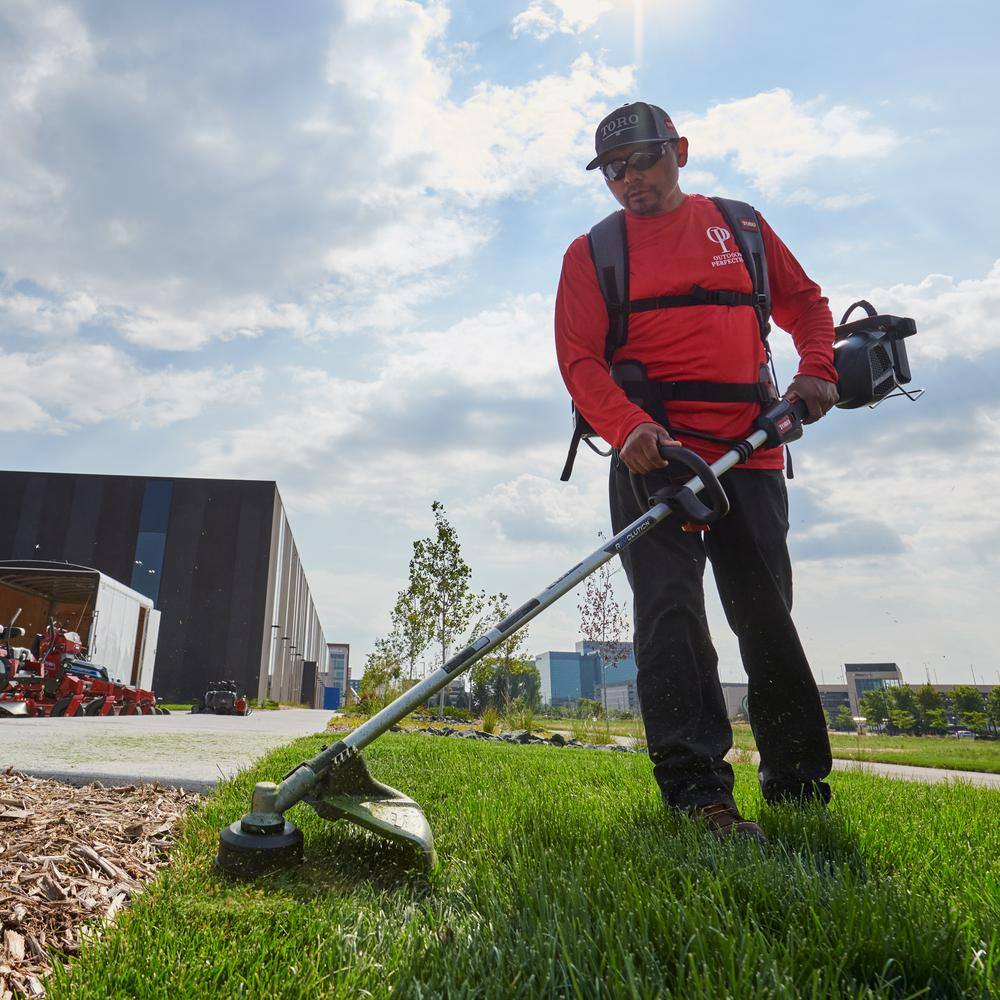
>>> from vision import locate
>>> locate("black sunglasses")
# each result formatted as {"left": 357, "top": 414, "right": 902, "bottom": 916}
{"left": 600, "top": 142, "right": 674, "bottom": 182}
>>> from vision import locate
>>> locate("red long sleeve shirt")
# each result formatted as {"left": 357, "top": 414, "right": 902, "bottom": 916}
{"left": 555, "top": 193, "right": 837, "bottom": 470}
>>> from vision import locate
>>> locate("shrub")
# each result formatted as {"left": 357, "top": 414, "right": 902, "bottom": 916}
{"left": 481, "top": 706, "right": 499, "bottom": 734}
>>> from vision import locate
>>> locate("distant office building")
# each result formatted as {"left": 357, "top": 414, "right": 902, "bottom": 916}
{"left": 844, "top": 663, "right": 902, "bottom": 716}
{"left": 576, "top": 640, "right": 638, "bottom": 687}
{"left": 425, "top": 676, "right": 467, "bottom": 710}
{"left": 536, "top": 641, "right": 638, "bottom": 707}
{"left": 720, "top": 683, "right": 748, "bottom": 720}
{"left": 817, "top": 687, "right": 851, "bottom": 715}
{"left": 319, "top": 643, "right": 351, "bottom": 709}
{"left": 604, "top": 680, "right": 639, "bottom": 713}
{"left": 0, "top": 470, "right": 325, "bottom": 703}
{"left": 722, "top": 683, "right": 851, "bottom": 721}
{"left": 719, "top": 671, "right": 995, "bottom": 725}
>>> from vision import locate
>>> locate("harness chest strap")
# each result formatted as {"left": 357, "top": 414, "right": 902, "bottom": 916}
{"left": 559, "top": 197, "right": 779, "bottom": 482}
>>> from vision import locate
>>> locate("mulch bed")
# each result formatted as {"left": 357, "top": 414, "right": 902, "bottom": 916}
{"left": 0, "top": 769, "right": 199, "bottom": 998}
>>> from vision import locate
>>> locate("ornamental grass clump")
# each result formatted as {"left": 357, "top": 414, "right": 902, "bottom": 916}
{"left": 480, "top": 706, "right": 499, "bottom": 734}
{"left": 502, "top": 698, "right": 536, "bottom": 735}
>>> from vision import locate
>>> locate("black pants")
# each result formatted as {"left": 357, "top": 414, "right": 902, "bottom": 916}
{"left": 610, "top": 459, "right": 832, "bottom": 809}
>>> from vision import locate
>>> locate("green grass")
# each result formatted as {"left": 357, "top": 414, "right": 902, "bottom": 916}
{"left": 50, "top": 734, "right": 998, "bottom": 999}
{"left": 731, "top": 726, "right": 1000, "bottom": 774}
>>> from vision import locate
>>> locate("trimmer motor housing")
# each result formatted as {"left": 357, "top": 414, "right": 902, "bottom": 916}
{"left": 833, "top": 300, "right": 919, "bottom": 409}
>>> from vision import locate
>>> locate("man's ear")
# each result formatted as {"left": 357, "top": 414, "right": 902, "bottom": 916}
{"left": 675, "top": 137, "right": 689, "bottom": 168}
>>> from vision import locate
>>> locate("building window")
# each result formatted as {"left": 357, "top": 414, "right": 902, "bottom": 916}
{"left": 328, "top": 651, "right": 346, "bottom": 686}
{"left": 855, "top": 678, "right": 897, "bottom": 697}
{"left": 131, "top": 480, "right": 173, "bottom": 604}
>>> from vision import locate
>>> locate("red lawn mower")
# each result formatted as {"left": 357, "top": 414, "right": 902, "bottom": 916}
{"left": 0, "top": 615, "right": 163, "bottom": 718}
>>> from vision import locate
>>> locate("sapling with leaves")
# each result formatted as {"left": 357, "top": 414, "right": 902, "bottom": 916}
{"left": 577, "top": 532, "right": 631, "bottom": 719}
{"left": 469, "top": 592, "right": 538, "bottom": 713}
{"left": 390, "top": 583, "right": 430, "bottom": 682}
{"left": 409, "top": 501, "right": 483, "bottom": 717}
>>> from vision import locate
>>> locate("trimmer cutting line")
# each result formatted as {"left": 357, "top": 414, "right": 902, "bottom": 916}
{"left": 216, "top": 303, "right": 921, "bottom": 876}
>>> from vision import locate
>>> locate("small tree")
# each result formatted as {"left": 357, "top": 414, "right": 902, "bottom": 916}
{"left": 889, "top": 708, "right": 916, "bottom": 733}
{"left": 469, "top": 593, "right": 532, "bottom": 713}
{"left": 924, "top": 708, "right": 949, "bottom": 733}
{"left": 832, "top": 705, "right": 856, "bottom": 732}
{"left": 409, "top": 501, "right": 483, "bottom": 718}
{"left": 950, "top": 685, "right": 986, "bottom": 729}
{"left": 578, "top": 538, "right": 630, "bottom": 717}
{"left": 390, "top": 584, "right": 430, "bottom": 682}
{"left": 860, "top": 689, "right": 890, "bottom": 731}
{"left": 987, "top": 687, "right": 1000, "bottom": 736}
{"left": 889, "top": 685, "right": 922, "bottom": 733}
{"left": 576, "top": 697, "right": 603, "bottom": 719}
{"left": 962, "top": 712, "right": 991, "bottom": 737}
{"left": 916, "top": 682, "right": 945, "bottom": 717}
{"left": 359, "top": 635, "right": 404, "bottom": 703}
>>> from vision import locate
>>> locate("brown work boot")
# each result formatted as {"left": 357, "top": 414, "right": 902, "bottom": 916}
{"left": 692, "top": 803, "right": 768, "bottom": 844}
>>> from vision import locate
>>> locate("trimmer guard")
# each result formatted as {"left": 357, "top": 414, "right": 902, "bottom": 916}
{"left": 304, "top": 749, "right": 436, "bottom": 868}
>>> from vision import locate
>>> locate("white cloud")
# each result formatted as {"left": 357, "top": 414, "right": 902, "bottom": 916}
{"left": 473, "top": 472, "right": 600, "bottom": 545}
{"left": 0, "top": 1, "right": 633, "bottom": 350}
{"left": 190, "top": 294, "right": 565, "bottom": 506}
{"left": 3, "top": 0, "right": 93, "bottom": 113}
{"left": 860, "top": 259, "right": 1000, "bottom": 361}
{"left": 511, "top": 0, "right": 614, "bottom": 40}
{"left": 0, "top": 343, "right": 263, "bottom": 430}
{"left": 680, "top": 89, "right": 902, "bottom": 203}
{"left": 0, "top": 284, "right": 99, "bottom": 338}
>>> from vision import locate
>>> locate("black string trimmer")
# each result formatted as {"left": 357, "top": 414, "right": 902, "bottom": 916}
{"left": 216, "top": 303, "right": 920, "bottom": 876}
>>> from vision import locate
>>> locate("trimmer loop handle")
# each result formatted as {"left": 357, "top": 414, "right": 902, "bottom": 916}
{"left": 629, "top": 446, "right": 731, "bottom": 524}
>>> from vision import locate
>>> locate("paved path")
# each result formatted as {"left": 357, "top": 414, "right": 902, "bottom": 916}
{"left": 0, "top": 709, "right": 334, "bottom": 792}
{"left": 552, "top": 731, "right": 1000, "bottom": 791}
{"left": 2, "top": 714, "right": 997, "bottom": 793}
{"left": 826, "top": 754, "right": 1000, "bottom": 789}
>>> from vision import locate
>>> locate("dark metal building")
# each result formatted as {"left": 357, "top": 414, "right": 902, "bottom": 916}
{"left": 0, "top": 471, "right": 325, "bottom": 702}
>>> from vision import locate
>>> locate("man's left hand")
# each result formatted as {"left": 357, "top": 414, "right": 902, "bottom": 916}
{"left": 783, "top": 375, "right": 839, "bottom": 424}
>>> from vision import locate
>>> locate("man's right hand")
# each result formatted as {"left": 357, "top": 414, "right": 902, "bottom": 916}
{"left": 619, "top": 422, "right": 681, "bottom": 475}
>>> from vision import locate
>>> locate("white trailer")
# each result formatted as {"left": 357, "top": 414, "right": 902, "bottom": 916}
{"left": 0, "top": 561, "right": 160, "bottom": 689}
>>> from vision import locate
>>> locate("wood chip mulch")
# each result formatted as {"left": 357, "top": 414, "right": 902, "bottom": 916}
{"left": 0, "top": 769, "right": 200, "bottom": 998}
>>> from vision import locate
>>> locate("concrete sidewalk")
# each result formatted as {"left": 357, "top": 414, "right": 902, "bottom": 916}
{"left": 3, "top": 713, "right": 997, "bottom": 793}
{"left": 827, "top": 754, "right": 1000, "bottom": 789}
{"left": 553, "top": 730, "right": 1000, "bottom": 791}
{"left": 0, "top": 708, "right": 334, "bottom": 791}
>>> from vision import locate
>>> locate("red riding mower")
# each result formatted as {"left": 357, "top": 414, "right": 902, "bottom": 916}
{"left": 0, "top": 618, "right": 164, "bottom": 718}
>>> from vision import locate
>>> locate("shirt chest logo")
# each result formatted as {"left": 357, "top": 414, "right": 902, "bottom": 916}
{"left": 706, "top": 226, "right": 743, "bottom": 269}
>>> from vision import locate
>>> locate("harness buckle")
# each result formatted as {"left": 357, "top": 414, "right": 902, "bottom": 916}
{"left": 712, "top": 289, "right": 741, "bottom": 306}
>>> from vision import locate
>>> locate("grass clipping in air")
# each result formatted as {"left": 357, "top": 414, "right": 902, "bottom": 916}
{"left": 50, "top": 734, "right": 999, "bottom": 999}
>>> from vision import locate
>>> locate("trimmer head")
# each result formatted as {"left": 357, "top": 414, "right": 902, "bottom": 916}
{"left": 215, "top": 746, "right": 435, "bottom": 877}
{"left": 216, "top": 816, "right": 303, "bottom": 876}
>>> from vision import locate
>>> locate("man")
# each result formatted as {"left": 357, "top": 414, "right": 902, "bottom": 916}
{"left": 555, "top": 102, "right": 837, "bottom": 842}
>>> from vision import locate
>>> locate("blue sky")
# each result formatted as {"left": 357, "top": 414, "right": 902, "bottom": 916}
{"left": 2, "top": 0, "right": 998, "bottom": 687}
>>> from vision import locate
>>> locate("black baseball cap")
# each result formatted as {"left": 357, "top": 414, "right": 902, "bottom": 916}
{"left": 586, "top": 101, "right": 680, "bottom": 170}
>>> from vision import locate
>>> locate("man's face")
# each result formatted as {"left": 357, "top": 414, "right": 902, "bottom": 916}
{"left": 602, "top": 138, "right": 689, "bottom": 215}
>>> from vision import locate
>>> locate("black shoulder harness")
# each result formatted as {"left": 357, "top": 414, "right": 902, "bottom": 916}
{"left": 560, "top": 198, "right": 777, "bottom": 482}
